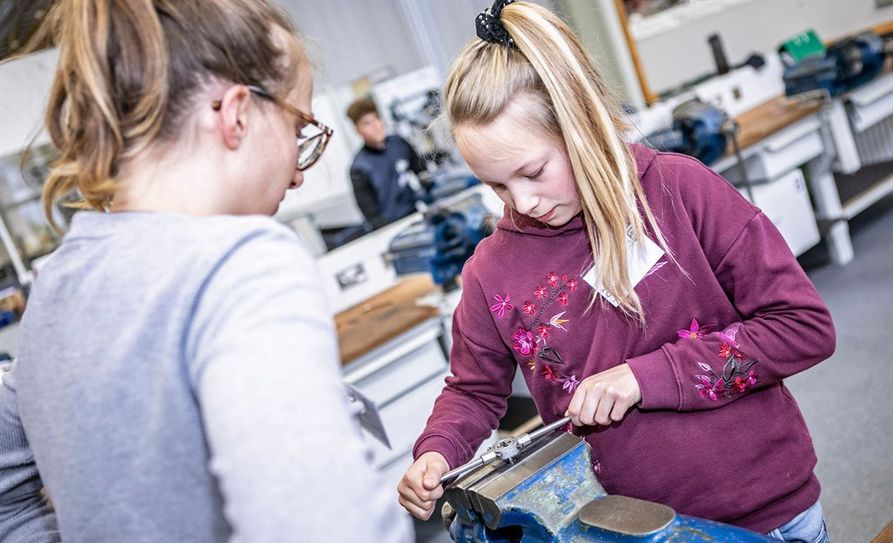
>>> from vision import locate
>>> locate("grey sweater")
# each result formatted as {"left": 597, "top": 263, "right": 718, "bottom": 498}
{"left": 1, "top": 361, "right": 60, "bottom": 543}
{"left": 11, "top": 211, "right": 412, "bottom": 542}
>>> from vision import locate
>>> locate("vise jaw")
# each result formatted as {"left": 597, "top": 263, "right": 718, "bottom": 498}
{"left": 442, "top": 431, "right": 774, "bottom": 542}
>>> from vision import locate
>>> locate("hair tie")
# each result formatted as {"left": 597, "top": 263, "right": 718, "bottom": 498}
{"left": 475, "top": 0, "right": 517, "bottom": 47}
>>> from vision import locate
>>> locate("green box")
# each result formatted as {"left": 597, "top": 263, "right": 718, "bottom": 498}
{"left": 779, "top": 29, "right": 826, "bottom": 62}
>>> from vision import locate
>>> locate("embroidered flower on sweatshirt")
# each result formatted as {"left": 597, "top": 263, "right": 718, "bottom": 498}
{"left": 718, "top": 342, "right": 746, "bottom": 360}
{"left": 536, "top": 324, "right": 551, "bottom": 340}
{"left": 489, "top": 294, "right": 513, "bottom": 319}
{"left": 547, "top": 272, "right": 560, "bottom": 287}
{"left": 677, "top": 318, "right": 714, "bottom": 340}
{"left": 534, "top": 285, "right": 548, "bottom": 300}
{"left": 560, "top": 374, "right": 580, "bottom": 393}
{"left": 695, "top": 374, "right": 726, "bottom": 401}
{"left": 732, "top": 370, "right": 758, "bottom": 393}
{"left": 522, "top": 301, "right": 535, "bottom": 316}
{"left": 720, "top": 323, "right": 742, "bottom": 348}
{"left": 512, "top": 328, "right": 536, "bottom": 355}
{"left": 541, "top": 365, "right": 559, "bottom": 382}
{"left": 693, "top": 346, "right": 759, "bottom": 401}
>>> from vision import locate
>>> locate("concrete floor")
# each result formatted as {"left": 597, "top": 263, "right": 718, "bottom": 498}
{"left": 415, "top": 194, "right": 893, "bottom": 543}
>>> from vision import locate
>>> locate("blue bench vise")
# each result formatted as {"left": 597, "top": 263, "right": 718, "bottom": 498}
{"left": 442, "top": 430, "right": 774, "bottom": 542}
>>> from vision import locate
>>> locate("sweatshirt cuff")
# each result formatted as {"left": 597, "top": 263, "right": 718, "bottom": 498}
{"left": 626, "top": 346, "right": 682, "bottom": 410}
{"left": 413, "top": 435, "right": 462, "bottom": 470}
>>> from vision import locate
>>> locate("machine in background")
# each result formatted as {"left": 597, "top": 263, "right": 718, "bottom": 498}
{"left": 387, "top": 191, "right": 496, "bottom": 291}
{"left": 782, "top": 30, "right": 893, "bottom": 99}
{"left": 643, "top": 98, "right": 730, "bottom": 166}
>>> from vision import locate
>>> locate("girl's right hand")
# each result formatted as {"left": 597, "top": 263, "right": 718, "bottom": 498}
{"left": 397, "top": 451, "right": 449, "bottom": 520}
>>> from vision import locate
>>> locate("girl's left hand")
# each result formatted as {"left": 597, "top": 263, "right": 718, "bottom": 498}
{"left": 566, "top": 363, "right": 641, "bottom": 426}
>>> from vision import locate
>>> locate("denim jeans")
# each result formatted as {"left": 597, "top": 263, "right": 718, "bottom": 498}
{"left": 766, "top": 501, "right": 830, "bottom": 543}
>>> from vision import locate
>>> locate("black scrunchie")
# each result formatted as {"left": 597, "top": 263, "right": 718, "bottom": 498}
{"left": 475, "top": 0, "right": 517, "bottom": 47}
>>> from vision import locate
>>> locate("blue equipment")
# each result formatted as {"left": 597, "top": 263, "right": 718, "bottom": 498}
{"left": 783, "top": 32, "right": 891, "bottom": 98}
{"left": 645, "top": 99, "right": 730, "bottom": 165}
{"left": 387, "top": 192, "right": 495, "bottom": 290}
{"left": 443, "top": 429, "right": 774, "bottom": 543}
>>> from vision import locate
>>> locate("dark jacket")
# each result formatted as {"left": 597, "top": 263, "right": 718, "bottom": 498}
{"left": 349, "top": 135, "right": 424, "bottom": 228}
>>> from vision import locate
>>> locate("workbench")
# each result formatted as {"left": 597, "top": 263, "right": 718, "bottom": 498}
{"left": 336, "top": 274, "right": 452, "bottom": 487}
{"left": 712, "top": 95, "right": 825, "bottom": 257}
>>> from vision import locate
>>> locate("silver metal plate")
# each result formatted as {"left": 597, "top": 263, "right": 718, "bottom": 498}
{"left": 578, "top": 495, "right": 676, "bottom": 536}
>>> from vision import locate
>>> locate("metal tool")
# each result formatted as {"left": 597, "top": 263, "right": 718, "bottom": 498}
{"left": 440, "top": 415, "right": 571, "bottom": 484}
{"left": 441, "top": 429, "right": 774, "bottom": 542}
{"left": 344, "top": 383, "right": 391, "bottom": 449}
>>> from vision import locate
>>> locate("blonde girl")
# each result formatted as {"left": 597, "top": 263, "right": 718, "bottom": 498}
{"left": 399, "top": 2, "right": 833, "bottom": 541}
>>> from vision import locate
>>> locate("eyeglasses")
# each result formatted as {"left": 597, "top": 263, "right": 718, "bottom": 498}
{"left": 212, "top": 84, "right": 333, "bottom": 171}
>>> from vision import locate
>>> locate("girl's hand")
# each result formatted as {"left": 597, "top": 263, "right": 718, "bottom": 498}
{"left": 566, "top": 363, "right": 641, "bottom": 426}
{"left": 397, "top": 451, "right": 449, "bottom": 520}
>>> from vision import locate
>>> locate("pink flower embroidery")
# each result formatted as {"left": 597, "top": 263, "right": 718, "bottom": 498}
{"left": 534, "top": 285, "right": 548, "bottom": 300}
{"left": 720, "top": 323, "right": 742, "bottom": 348}
{"left": 677, "top": 319, "right": 714, "bottom": 340}
{"left": 489, "top": 294, "right": 513, "bottom": 318}
{"left": 512, "top": 328, "right": 535, "bottom": 355}
{"left": 719, "top": 342, "right": 746, "bottom": 360}
{"left": 557, "top": 292, "right": 569, "bottom": 306}
{"left": 695, "top": 375, "right": 726, "bottom": 401}
{"left": 522, "top": 301, "right": 535, "bottom": 316}
{"left": 547, "top": 272, "right": 559, "bottom": 287}
{"left": 732, "top": 370, "right": 757, "bottom": 393}
{"left": 536, "top": 324, "right": 551, "bottom": 340}
{"left": 560, "top": 374, "right": 580, "bottom": 393}
{"left": 566, "top": 279, "right": 578, "bottom": 292}
{"left": 541, "top": 366, "right": 559, "bottom": 382}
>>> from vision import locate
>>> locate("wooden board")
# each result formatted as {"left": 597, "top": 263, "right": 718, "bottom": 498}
{"left": 335, "top": 274, "right": 440, "bottom": 365}
{"left": 732, "top": 95, "right": 822, "bottom": 151}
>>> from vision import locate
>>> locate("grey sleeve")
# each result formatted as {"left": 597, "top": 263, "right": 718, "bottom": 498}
{"left": 187, "top": 229, "right": 413, "bottom": 543}
{"left": 0, "top": 362, "right": 60, "bottom": 543}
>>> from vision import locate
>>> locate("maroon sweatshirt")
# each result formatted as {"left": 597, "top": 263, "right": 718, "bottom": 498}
{"left": 414, "top": 144, "right": 835, "bottom": 532}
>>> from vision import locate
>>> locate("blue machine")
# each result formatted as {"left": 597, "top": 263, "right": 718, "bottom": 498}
{"left": 388, "top": 192, "right": 495, "bottom": 290}
{"left": 645, "top": 99, "right": 729, "bottom": 166}
{"left": 443, "top": 430, "right": 774, "bottom": 543}
{"left": 783, "top": 32, "right": 891, "bottom": 98}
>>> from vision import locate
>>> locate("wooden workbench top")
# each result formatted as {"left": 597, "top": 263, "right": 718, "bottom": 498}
{"left": 335, "top": 274, "right": 441, "bottom": 365}
{"left": 733, "top": 95, "right": 822, "bottom": 151}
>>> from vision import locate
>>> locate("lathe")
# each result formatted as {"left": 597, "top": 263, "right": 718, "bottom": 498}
{"left": 441, "top": 424, "right": 774, "bottom": 542}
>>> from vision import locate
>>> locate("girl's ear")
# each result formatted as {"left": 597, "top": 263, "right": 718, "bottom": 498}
{"left": 215, "top": 85, "right": 252, "bottom": 150}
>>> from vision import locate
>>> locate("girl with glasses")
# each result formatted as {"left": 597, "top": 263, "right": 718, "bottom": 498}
{"left": 398, "top": 2, "right": 833, "bottom": 541}
{"left": 3, "top": 1, "right": 410, "bottom": 542}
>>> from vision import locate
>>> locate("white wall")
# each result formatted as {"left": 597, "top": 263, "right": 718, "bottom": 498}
{"left": 275, "top": 0, "right": 556, "bottom": 88}
{"left": 555, "top": 0, "right": 647, "bottom": 109}
{"left": 635, "top": 0, "right": 892, "bottom": 95}
{"left": 275, "top": 0, "right": 423, "bottom": 87}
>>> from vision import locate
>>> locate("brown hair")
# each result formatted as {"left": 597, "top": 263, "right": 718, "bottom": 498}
{"left": 345, "top": 97, "right": 379, "bottom": 126}
{"left": 39, "top": 0, "right": 308, "bottom": 229}
{"left": 445, "top": 2, "right": 674, "bottom": 322}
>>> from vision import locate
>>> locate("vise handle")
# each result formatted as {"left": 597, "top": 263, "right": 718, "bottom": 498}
{"left": 439, "top": 415, "right": 572, "bottom": 484}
